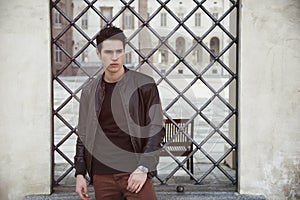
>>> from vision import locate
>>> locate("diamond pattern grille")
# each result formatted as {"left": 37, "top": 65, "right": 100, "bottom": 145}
{"left": 51, "top": 0, "right": 239, "bottom": 188}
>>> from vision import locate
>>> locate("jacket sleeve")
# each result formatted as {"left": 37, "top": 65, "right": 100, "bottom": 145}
{"left": 137, "top": 82, "right": 165, "bottom": 172}
{"left": 74, "top": 88, "right": 88, "bottom": 177}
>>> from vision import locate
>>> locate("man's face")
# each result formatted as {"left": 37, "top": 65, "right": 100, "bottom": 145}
{"left": 97, "top": 39, "right": 125, "bottom": 74}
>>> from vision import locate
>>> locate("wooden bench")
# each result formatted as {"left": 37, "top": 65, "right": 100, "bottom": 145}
{"left": 160, "top": 118, "right": 194, "bottom": 175}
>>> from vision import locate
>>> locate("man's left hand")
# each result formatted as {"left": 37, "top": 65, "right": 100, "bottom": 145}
{"left": 127, "top": 168, "right": 147, "bottom": 193}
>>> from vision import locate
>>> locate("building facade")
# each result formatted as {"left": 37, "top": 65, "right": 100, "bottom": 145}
{"left": 52, "top": 0, "right": 75, "bottom": 76}
{"left": 56, "top": 0, "right": 230, "bottom": 76}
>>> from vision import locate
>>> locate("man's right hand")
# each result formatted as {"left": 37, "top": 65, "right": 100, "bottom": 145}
{"left": 76, "top": 175, "right": 91, "bottom": 200}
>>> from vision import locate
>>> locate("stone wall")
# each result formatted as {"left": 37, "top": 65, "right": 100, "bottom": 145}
{"left": 0, "top": 0, "right": 51, "bottom": 199}
{"left": 239, "top": 0, "right": 300, "bottom": 199}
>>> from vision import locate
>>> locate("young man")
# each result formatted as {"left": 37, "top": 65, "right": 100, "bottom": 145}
{"left": 74, "top": 26, "right": 165, "bottom": 200}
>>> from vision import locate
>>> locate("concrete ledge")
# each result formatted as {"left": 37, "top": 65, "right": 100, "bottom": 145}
{"left": 25, "top": 192, "right": 266, "bottom": 200}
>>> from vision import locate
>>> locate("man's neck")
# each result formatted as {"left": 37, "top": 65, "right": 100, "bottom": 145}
{"left": 104, "top": 67, "right": 125, "bottom": 83}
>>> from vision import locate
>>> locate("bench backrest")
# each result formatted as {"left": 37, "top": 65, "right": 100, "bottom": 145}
{"left": 161, "top": 118, "right": 194, "bottom": 156}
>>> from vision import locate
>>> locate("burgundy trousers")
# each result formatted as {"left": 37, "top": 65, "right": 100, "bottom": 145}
{"left": 93, "top": 173, "right": 157, "bottom": 200}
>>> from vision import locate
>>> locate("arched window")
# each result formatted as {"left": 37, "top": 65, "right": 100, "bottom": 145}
{"left": 55, "top": 46, "right": 62, "bottom": 62}
{"left": 158, "top": 37, "right": 168, "bottom": 64}
{"left": 176, "top": 37, "right": 185, "bottom": 56}
{"left": 210, "top": 37, "right": 220, "bottom": 61}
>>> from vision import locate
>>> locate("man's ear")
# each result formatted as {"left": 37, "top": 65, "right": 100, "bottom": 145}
{"left": 96, "top": 48, "right": 102, "bottom": 60}
{"left": 96, "top": 48, "right": 101, "bottom": 59}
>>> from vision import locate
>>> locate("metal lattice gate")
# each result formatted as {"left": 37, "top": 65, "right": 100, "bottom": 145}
{"left": 51, "top": 0, "right": 239, "bottom": 191}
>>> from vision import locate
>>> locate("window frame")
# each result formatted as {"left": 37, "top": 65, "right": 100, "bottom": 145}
{"left": 54, "top": 10, "right": 62, "bottom": 27}
{"left": 161, "top": 12, "right": 167, "bottom": 27}
{"left": 55, "top": 46, "right": 62, "bottom": 63}
{"left": 100, "top": 7, "right": 113, "bottom": 28}
{"left": 195, "top": 13, "right": 201, "bottom": 27}
{"left": 81, "top": 13, "right": 88, "bottom": 29}
{"left": 123, "top": 8, "right": 134, "bottom": 29}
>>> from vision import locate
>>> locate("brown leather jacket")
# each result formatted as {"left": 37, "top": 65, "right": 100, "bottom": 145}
{"left": 74, "top": 67, "right": 165, "bottom": 182}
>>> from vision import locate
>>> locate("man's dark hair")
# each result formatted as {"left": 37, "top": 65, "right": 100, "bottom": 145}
{"left": 96, "top": 25, "right": 126, "bottom": 52}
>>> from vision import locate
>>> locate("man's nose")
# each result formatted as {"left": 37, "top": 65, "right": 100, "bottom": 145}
{"left": 112, "top": 52, "right": 118, "bottom": 60}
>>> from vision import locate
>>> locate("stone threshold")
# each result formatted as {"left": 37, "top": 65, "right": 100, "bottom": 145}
{"left": 25, "top": 192, "right": 266, "bottom": 200}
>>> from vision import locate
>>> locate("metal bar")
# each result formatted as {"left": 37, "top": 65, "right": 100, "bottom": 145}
{"left": 215, "top": 148, "right": 236, "bottom": 183}
{"left": 54, "top": 129, "right": 76, "bottom": 148}
{"left": 54, "top": 148, "right": 74, "bottom": 167}
{"left": 54, "top": 112, "right": 74, "bottom": 131}
{"left": 54, "top": 165, "right": 74, "bottom": 185}
{"left": 216, "top": 4, "right": 237, "bottom": 41}
{"left": 53, "top": 76, "right": 73, "bottom": 95}
{"left": 52, "top": 42, "right": 89, "bottom": 78}
{"left": 49, "top": 0, "right": 55, "bottom": 192}
{"left": 235, "top": 0, "right": 240, "bottom": 190}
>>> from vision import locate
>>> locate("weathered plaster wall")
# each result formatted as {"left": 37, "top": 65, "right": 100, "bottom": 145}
{"left": 239, "top": 0, "right": 300, "bottom": 199}
{"left": 0, "top": 0, "right": 51, "bottom": 200}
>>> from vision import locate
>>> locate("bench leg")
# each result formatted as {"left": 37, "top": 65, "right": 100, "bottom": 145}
{"left": 187, "top": 158, "right": 190, "bottom": 172}
{"left": 186, "top": 156, "right": 194, "bottom": 179}
{"left": 190, "top": 155, "right": 194, "bottom": 179}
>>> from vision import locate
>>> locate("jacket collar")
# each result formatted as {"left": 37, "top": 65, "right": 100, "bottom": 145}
{"left": 95, "top": 66, "right": 129, "bottom": 116}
